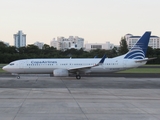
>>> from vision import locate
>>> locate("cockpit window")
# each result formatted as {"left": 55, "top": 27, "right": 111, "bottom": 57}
{"left": 10, "top": 63, "right": 14, "bottom": 66}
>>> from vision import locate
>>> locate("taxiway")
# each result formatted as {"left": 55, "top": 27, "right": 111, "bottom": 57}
{"left": 0, "top": 76, "right": 160, "bottom": 120}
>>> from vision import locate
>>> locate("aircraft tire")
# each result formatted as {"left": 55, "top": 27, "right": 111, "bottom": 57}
{"left": 17, "top": 76, "right": 20, "bottom": 79}
{"left": 76, "top": 75, "right": 81, "bottom": 79}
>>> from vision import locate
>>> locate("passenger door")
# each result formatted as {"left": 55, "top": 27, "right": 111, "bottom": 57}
{"left": 19, "top": 60, "right": 26, "bottom": 73}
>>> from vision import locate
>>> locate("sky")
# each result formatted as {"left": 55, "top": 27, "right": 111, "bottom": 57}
{"left": 0, "top": 0, "right": 160, "bottom": 46}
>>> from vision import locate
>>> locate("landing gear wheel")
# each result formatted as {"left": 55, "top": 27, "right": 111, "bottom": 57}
{"left": 17, "top": 76, "right": 20, "bottom": 79}
{"left": 76, "top": 75, "right": 81, "bottom": 79}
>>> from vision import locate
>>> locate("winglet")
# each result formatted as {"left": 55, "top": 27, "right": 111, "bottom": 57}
{"left": 94, "top": 55, "right": 98, "bottom": 58}
{"left": 97, "top": 54, "right": 106, "bottom": 65}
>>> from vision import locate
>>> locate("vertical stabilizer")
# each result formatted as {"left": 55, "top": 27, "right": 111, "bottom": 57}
{"left": 124, "top": 31, "right": 151, "bottom": 59}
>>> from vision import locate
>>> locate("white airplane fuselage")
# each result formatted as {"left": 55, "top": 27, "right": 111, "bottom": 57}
{"left": 3, "top": 57, "right": 146, "bottom": 74}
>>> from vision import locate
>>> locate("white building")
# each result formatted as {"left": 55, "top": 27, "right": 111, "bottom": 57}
{"left": 14, "top": 30, "right": 26, "bottom": 48}
{"left": 0, "top": 40, "right": 9, "bottom": 46}
{"left": 125, "top": 34, "right": 160, "bottom": 49}
{"left": 34, "top": 41, "right": 44, "bottom": 49}
{"left": 50, "top": 36, "right": 84, "bottom": 50}
{"left": 50, "top": 38, "right": 57, "bottom": 48}
{"left": 85, "top": 42, "right": 114, "bottom": 51}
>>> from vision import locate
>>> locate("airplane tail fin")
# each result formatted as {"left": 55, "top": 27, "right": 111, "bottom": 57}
{"left": 124, "top": 31, "right": 151, "bottom": 59}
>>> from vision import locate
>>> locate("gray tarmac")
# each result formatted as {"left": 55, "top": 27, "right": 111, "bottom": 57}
{"left": 0, "top": 75, "right": 160, "bottom": 120}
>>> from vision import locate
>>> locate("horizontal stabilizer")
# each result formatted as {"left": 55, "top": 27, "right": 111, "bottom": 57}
{"left": 135, "top": 57, "right": 157, "bottom": 63}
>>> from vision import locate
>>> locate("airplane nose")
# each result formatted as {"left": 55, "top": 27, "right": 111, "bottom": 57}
{"left": 2, "top": 65, "right": 17, "bottom": 73}
{"left": 2, "top": 66, "right": 5, "bottom": 70}
{"left": 2, "top": 66, "right": 7, "bottom": 71}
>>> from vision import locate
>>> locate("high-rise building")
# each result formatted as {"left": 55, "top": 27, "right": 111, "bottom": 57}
{"left": 125, "top": 33, "right": 160, "bottom": 49}
{"left": 14, "top": 30, "right": 26, "bottom": 48}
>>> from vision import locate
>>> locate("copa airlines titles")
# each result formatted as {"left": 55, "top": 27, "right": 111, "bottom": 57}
{"left": 31, "top": 61, "right": 57, "bottom": 64}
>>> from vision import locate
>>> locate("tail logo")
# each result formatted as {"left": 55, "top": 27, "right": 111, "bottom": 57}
{"left": 124, "top": 45, "right": 145, "bottom": 59}
{"left": 124, "top": 31, "right": 151, "bottom": 59}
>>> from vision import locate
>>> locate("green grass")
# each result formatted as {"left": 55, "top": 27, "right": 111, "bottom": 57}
{"left": 145, "top": 64, "right": 160, "bottom": 66}
{"left": 0, "top": 68, "right": 6, "bottom": 73}
{"left": 0, "top": 64, "right": 7, "bottom": 73}
{"left": 117, "top": 68, "right": 160, "bottom": 73}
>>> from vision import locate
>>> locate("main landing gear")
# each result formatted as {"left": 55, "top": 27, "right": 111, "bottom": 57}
{"left": 75, "top": 71, "right": 81, "bottom": 80}
{"left": 17, "top": 75, "right": 20, "bottom": 79}
{"left": 76, "top": 75, "right": 81, "bottom": 79}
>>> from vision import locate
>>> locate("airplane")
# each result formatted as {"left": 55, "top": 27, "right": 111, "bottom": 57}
{"left": 2, "top": 31, "right": 156, "bottom": 79}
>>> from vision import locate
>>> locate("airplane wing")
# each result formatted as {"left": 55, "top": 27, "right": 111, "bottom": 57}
{"left": 68, "top": 64, "right": 97, "bottom": 71}
{"left": 68, "top": 55, "right": 106, "bottom": 72}
{"left": 135, "top": 57, "right": 157, "bottom": 63}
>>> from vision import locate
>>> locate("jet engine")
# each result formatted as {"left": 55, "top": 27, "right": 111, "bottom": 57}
{"left": 53, "top": 69, "right": 69, "bottom": 76}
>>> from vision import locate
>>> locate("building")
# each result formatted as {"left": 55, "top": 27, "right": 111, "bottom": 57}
{"left": 34, "top": 41, "right": 44, "bottom": 49}
{"left": 85, "top": 42, "right": 114, "bottom": 51}
{"left": 125, "top": 33, "right": 160, "bottom": 49}
{"left": 14, "top": 30, "right": 26, "bottom": 48}
{"left": 0, "top": 40, "right": 9, "bottom": 46}
{"left": 50, "top": 36, "right": 84, "bottom": 50}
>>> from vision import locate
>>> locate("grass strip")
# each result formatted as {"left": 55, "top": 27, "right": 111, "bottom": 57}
{"left": 0, "top": 69, "right": 6, "bottom": 73}
{"left": 117, "top": 68, "right": 160, "bottom": 73}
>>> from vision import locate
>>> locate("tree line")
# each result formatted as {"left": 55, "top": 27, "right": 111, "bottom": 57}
{"left": 0, "top": 38, "right": 159, "bottom": 64}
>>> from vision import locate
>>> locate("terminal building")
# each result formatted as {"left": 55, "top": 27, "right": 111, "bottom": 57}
{"left": 14, "top": 30, "right": 26, "bottom": 48}
{"left": 125, "top": 34, "right": 160, "bottom": 49}
{"left": 50, "top": 36, "right": 84, "bottom": 51}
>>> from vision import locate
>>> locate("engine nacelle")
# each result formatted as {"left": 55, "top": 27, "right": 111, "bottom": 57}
{"left": 53, "top": 69, "right": 69, "bottom": 77}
